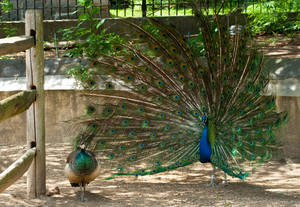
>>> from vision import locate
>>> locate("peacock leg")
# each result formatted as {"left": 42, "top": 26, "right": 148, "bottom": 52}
{"left": 79, "top": 183, "right": 84, "bottom": 202}
{"left": 83, "top": 183, "right": 88, "bottom": 201}
{"left": 208, "top": 164, "right": 216, "bottom": 186}
{"left": 223, "top": 173, "right": 228, "bottom": 186}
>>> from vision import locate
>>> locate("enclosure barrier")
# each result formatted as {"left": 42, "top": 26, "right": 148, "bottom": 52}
{"left": 2, "top": 0, "right": 298, "bottom": 20}
{"left": 0, "top": 10, "right": 45, "bottom": 198}
{"left": 0, "top": 147, "right": 36, "bottom": 193}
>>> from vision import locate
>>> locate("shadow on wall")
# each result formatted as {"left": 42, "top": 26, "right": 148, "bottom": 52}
{"left": 0, "top": 90, "right": 89, "bottom": 145}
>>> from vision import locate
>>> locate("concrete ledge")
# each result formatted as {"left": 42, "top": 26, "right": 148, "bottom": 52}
{"left": 1, "top": 57, "right": 299, "bottom": 96}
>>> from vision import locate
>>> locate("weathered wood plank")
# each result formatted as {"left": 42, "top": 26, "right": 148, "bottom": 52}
{"left": 0, "top": 147, "right": 36, "bottom": 193}
{"left": 0, "top": 90, "right": 36, "bottom": 123}
{"left": 25, "top": 10, "right": 46, "bottom": 198}
{"left": 0, "top": 35, "right": 34, "bottom": 56}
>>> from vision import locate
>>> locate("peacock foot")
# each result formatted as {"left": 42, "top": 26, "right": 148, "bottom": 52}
{"left": 80, "top": 195, "right": 88, "bottom": 202}
{"left": 222, "top": 180, "right": 229, "bottom": 186}
{"left": 207, "top": 180, "right": 216, "bottom": 187}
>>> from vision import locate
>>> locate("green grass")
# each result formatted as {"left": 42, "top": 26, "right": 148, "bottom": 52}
{"left": 109, "top": 0, "right": 300, "bottom": 18}
{"left": 110, "top": 7, "right": 193, "bottom": 17}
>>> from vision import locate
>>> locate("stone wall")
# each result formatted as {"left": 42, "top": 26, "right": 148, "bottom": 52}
{"left": 0, "top": 90, "right": 299, "bottom": 162}
{"left": 0, "top": 90, "right": 90, "bottom": 144}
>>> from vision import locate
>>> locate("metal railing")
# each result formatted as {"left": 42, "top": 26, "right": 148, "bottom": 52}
{"left": 0, "top": 0, "right": 299, "bottom": 20}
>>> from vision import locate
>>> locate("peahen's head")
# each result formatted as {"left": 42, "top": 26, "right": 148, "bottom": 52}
{"left": 79, "top": 143, "right": 86, "bottom": 150}
{"left": 77, "top": 138, "right": 86, "bottom": 151}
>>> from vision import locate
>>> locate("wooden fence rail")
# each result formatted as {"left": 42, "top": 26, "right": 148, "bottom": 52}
{"left": 0, "top": 148, "right": 36, "bottom": 193}
{"left": 0, "top": 90, "right": 36, "bottom": 122}
{"left": 0, "top": 9, "right": 45, "bottom": 198}
{"left": 0, "top": 35, "right": 34, "bottom": 56}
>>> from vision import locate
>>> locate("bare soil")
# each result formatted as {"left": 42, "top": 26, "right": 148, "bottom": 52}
{"left": 257, "top": 32, "right": 300, "bottom": 58}
{"left": 0, "top": 144, "right": 300, "bottom": 207}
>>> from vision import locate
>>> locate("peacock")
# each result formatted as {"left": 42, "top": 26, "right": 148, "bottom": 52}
{"left": 66, "top": 1, "right": 287, "bottom": 186}
{"left": 64, "top": 143, "right": 100, "bottom": 201}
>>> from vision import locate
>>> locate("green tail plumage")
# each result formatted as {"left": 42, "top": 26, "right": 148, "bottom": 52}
{"left": 68, "top": 2, "right": 287, "bottom": 181}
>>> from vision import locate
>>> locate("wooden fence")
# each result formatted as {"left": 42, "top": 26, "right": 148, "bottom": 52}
{"left": 0, "top": 10, "right": 45, "bottom": 198}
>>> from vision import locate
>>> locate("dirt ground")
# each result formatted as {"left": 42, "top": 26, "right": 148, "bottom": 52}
{"left": 0, "top": 144, "right": 300, "bottom": 207}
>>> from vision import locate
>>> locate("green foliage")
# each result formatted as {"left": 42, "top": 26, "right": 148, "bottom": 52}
{"left": 60, "top": 0, "right": 122, "bottom": 58}
{"left": 248, "top": 0, "right": 300, "bottom": 34}
{"left": 187, "top": 32, "right": 206, "bottom": 56}
{"left": 66, "top": 65, "right": 93, "bottom": 86}
{"left": 0, "top": 0, "right": 17, "bottom": 37}
{"left": 60, "top": 0, "right": 122, "bottom": 85}
{"left": 0, "top": 0, "right": 13, "bottom": 13}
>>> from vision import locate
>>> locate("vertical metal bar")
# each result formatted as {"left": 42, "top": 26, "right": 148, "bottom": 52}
{"left": 132, "top": 0, "right": 134, "bottom": 16}
{"left": 75, "top": 0, "right": 78, "bottom": 18}
{"left": 223, "top": 0, "right": 225, "bottom": 14}
{"left": 160, "top": 0, "right": 162, "bottom": 16}
{"left": 59, "top": 0, "right": 61, "bottom": 19}
{"left": 92, "top": 0, "right": 94, "bottom": 17}
{"left": 50, "top": 0, "right": 53, "bottom": 19}
{"left": 176, "top": 0, "right": 178, "bottom": 16}
{"left": 214, "top": 0, "right": 216, "bottom": 13}
{"left": 116, "top": 0, "right": 118, "bottom": 17}
{"left": 206, "top": 0, "right": 209, "bottom": 13}
{"left": 142, "top": 0, "right": 146, "bottom": 17}
{"left": 168, "top": 0, "right": 170, "bottom": 16}
{"left": 184, "top": 1, "right": 186, "bottom": 15}
{"left": 16, "top": 0, "right": 19, "bottom": 20}
{"left": 42, "top": 0, "right": 45, "bottom": 19}
{"left": 124, "top": 0, "right": 126, "bottom": 17}
{"left": 152, "top": 0, "right": 154, "bottom": 16}
{"left": 99, "top": 0, "right": 102, "bottom": 18}
{"left": 67, "top": 0, "right": 69, "bottom": 18}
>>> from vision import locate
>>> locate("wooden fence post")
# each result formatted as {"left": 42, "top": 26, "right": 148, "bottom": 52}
{"left": 25, "top": 9, "right": 46, "bottom": 198}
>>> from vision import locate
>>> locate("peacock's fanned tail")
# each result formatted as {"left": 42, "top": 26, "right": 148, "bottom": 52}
{"left": 70, "top": 4, "right": 287, "bottom": 180}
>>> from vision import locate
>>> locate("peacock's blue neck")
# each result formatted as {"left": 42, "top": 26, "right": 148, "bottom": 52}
{"left": 199, "top": 123, "right": 212, "bottom": 163}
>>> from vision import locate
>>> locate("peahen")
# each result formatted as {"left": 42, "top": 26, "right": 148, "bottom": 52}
{"left": 64, "top": 144, "right": 100, "bottom": 201}
{"left": 67, "top": 1, "right": 287, "bottom": 186}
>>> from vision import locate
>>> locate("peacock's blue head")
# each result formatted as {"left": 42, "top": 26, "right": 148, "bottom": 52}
{"left": 201, "top": 115, "right": 207, "bottom": 123}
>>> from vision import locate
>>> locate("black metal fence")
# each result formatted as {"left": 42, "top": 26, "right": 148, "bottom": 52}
{"left": 0, "top": 0, "right": 299, "bottom": 20}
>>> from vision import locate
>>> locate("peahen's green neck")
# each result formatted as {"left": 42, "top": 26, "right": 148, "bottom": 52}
{"left": 71, "top": 149, "right": 95, "bottom": 174}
